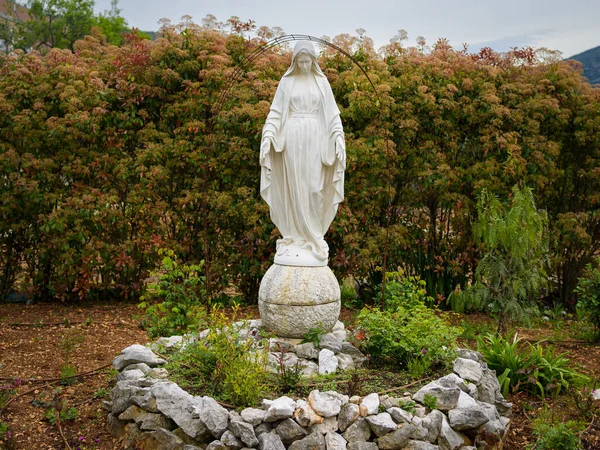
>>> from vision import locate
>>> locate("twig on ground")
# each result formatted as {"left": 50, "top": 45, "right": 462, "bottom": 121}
{"left": 0, "top": 362, "right": 114, "bottom": 383}
{"left": 56, "top": 417, "right": 73, "bottom": 450}
{"left": 3, "top": 320, "right": 126, "bottom": 327}
{"left": 0, "top": 381, "right": 56, "bottom": 411}
{"left": 376, "top": 376, "right": 433, "bottom": 395}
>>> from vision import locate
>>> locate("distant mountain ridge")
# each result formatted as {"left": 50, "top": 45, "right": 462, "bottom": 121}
{"left": 568, "top": 45, "right": 600, "bottom": 85}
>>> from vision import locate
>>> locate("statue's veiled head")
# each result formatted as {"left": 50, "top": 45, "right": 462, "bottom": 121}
{"left": 284, "top": 40, "right": 325, "bottom": 77}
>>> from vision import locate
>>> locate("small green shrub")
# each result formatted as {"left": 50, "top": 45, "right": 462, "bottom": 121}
{"left": 423, "top": 394, "right": 438, "bottom": 410}
{"left": 398, "top": 399, "right": 416, "bottom": 414}
{"left": 168, "top": 309, "right": 267, "bottom": 406}
{"left": 531, "top": 422, "right": 583, "bottom": 450}
{"left": 92, "top": 388, "right": 108, "bottom": 399}
{"left": 357, "top": 304, "right": 461, "bottom": 368}
{"left": 341, "top": 279, "right": 361, "bottom": 308}
{"left": 273, "top": 344, "right": 302, "bottom": 393}
{"left": 45, "top": 407, "right": 78, "bottom": 425}
{"left": 459, "top": 320, "right": 495, "bottom": 340}
{"left": 303, "top": 325, "right": 327, "bottom": 347}
{"left": 0, "top": 420, "right": 12, "bottom": 446}
{"left": 138, "top": 249, "right": 207, "bottom": 339}
{"left": 377, "top": 271, "right": 435, "bottom": 311}
{"left": 59, "top": 364, "right": 77, "bottom": 386}
{"left": 477, "top": 333, "right": 589, "bottom": 397}
{"left": 574, "top": 258, "right": 600, "bottom": 339}
{"left": 407, "top": 354, "right": 432, "bottom": 379}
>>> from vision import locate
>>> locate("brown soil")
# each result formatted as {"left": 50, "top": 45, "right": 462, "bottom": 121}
{"left": 0, "top": 304, "right": 598, "bottom": 450}
{"left": 0, "top": 303, "right": 148, "bottom": 450}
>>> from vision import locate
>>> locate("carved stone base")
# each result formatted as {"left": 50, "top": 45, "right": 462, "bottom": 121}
{"left": 258, "top": 264, "right": 341, "bottom": 338}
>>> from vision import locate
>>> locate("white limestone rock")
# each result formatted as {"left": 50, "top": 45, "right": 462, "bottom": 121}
{"left": 310, "top": 416, "right": 339, "bottom": 435}
{"left": 113, "top": 344, "right": 167, "bottom": 371}
{"left": 295, "top": 343, "right": 319, "bottom": 360}
{"left": 289, "top": 431, "right": 326, "bottom": 450}
{"left": 294, "top": 399, "right": 324, "bottom": 427}
{"left": 117, "top": 369, "right": 145, "bottom": 382}
{"left": 264, "top": 396, "right": 297, "bottom": 422}
{"left": 151, "top": 382, "right": 212, "bottom": 440}
{"left": 135, "top": 428, "right": 185, "bottom": 450}
{"left": 364, "top": 413, "right": 397, "bottom": 436}
{"left": 229, "top": 415, "right": 260, "bottom": 447}
{"left": 123, "top": 363, "right": 151, "bottom": 374}
{"left": 453, "top": 358, "right": 483, "bottom": 383}
{"left": 360, "top": 393, "right": 379, "bottom": 416}
{"left": 221, "top": 430, "right": 244, "bottom": 449}
{"left": 447, "top": 406, "right": 489, "bottom": 431}
{"left": 325, "top": 432, "right": 347, "bottom": 450}
{"left": 275, "top": 418, "right": 308, "bottom": 445}
{"left": 308, "top": 390, "right": 345, "bottom": 418}
{"left": 319, "top": 333, "right": 343, "bottom": 352}
{"left": 338, "top": 403, "right": 360, "bottom": 432}
{"left": 340, "top": 343, "right": 368, "bottom": 367}
{"left": 438, "top": 416, "right": 465, "bottom": 450}
{"left": 336, "top": 354, "right": 355, "bottom": 371}
{"left": 299, "top": 360, "right": 319, "bottom": 377}
{"left": 377, "top": 424, "right": 416, "bottom": 450}
{"left": 148, "top": 368, "right": 169, "bottom": 379}
{"left": 387, "top": 407, "right": 413, "bottom": 424}
{"left": 413, "top": 383, "right": 460, "bottom": 411}
{"left": 404, "top": 441, "right": 439, "bottom": 450}
{"left": 318, "top": 349, "right": 338, "bottom": 375}
{"left": 240, "top": 408, "right": 266, "bottom": 427}
{"left": 258, "top": 432, "right": 286, "bottom": 450}
{"left": 342, "top": 418, "right": 371, "bottom": 443}
{"left": 111, "top": 380, "right": 150, "bottom": 414}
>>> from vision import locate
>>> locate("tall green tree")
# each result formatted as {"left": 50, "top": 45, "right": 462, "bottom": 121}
{"left": 470, "top": 186, "right": 549, "bottom": 333}
{"left": 14, "top": 0, "right": 128, "bottom": 51}
{"left": 92, "top": 0, "right": 128, "bottom": 45}
{"left": 16, "top": 0, "right": 95, "bottom": 51}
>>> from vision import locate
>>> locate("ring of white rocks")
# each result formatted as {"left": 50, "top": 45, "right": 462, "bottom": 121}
{"left": 106, "top": 321, "right": 512, "bottom": 450}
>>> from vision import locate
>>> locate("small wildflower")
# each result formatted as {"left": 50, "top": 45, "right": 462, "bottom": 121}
{"left": 421, "top": 348, "right": 427, "bottom": 355}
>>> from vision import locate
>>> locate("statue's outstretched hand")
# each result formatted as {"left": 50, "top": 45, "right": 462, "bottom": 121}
{"left": 335, "top": 135, "right": 346, "bottom": 166}
{"left": 260, "top": 137, "right": 272, "bottom": 165}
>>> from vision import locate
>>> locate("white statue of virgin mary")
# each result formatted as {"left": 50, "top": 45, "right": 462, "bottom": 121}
{"left": 260, "top": 40, "right": 346, "bottom": 266}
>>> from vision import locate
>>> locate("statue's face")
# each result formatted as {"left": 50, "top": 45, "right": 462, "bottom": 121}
{"left": 297, "top": 54, "right": 312, "bottom": 74}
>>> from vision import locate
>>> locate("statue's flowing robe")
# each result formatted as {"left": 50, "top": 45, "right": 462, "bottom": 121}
{"left": 260, "top": 72, "right": 345, "bottom": 260}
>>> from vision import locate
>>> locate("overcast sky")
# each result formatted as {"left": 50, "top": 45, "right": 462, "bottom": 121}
{"left": 93, "top": 0, "right": 600, "bottom": 58}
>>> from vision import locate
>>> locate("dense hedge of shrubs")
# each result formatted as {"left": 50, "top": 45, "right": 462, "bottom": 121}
{"left": 1, "top": 22, "right": 599, "bottom": 305}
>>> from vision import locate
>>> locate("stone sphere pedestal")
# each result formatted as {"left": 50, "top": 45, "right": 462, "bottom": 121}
{"left": 258, "top": 264, "right": 341, "bottom": 338}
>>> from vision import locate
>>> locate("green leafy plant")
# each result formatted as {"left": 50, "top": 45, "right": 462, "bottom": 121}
{"left": 0, "top": 420, "right": 13, "bottom": 447}
{"left": 377, "top": 271, "right": 435, "bottom": 311}
{"left": 530, "top": 421, "right": 583, "bottom": 450}
{"left": 357, "top": 303, "right": 461, "bottom": 368}
{"left": 273, "top": 343, "right": 302, "bottom": 394}
{"left": 574, "top": 258, "right": 600, "bottom": 340}
{"left": 477, "top": 333, "right": 589, "bottom": 397}
{"left": 459, "top": 320, "right": 495, "bottom": 340}
{"left": 422, "top": 394, "right": 438, "bottom": 410}
{"left": 59, "top": 364, "right": 77, "bottom": 386}
{"left": 302, "top": 325, "right": 327, "bottom": 347}
{"left": 407, "top": 354, "right": 432, "bottom": 380}
{"left": 138, "top": 249, "right": 207, "bottom": 339}
{"left": 167, "top": 309, "right": 267, "bottom": 406}
{"left": 398, "top": 399, "right": 416, "bottom": 414}
{"left": 340, "top": 279, "right": 361, "bottom": 308}
{"left": 92, "top": 388, "right": 108, "bottom": 399}
{"left": 467, "top": 186, "right": 549, "bottom": 334}
{"left": 45, "top": 406, "right": 78, "bottom": 425}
